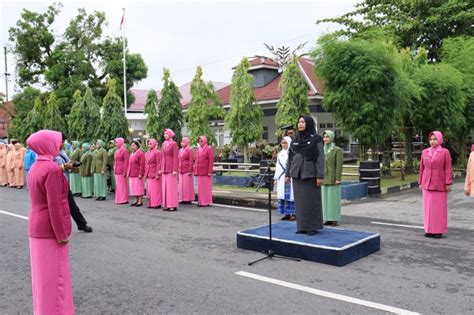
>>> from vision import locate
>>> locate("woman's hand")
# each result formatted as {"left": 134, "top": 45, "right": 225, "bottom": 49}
{"left": 285, "top": 176, "right": 290, "bottom": 183}
{"left": 172, "top": 171, "right": 177, "bottom": 176}
{"left": 58, "top": 239, "right": 69, "bottom": 245}
{"left": 316, "top": 179, "right": 324, "bottom": 187}
{"left": 446, "top": 185, "right": 452, "bottom": 193}
{"left": 335, "top": 180, "right": 341, "bottom": 185}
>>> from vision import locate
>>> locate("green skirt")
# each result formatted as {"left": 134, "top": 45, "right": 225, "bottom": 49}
{"left": 69, "top": 173, "right": 82, "bottom": 194}
{"left": 322, "top": 185, "right": 341, "bottom": 221}
{"left": 94, "top": 173, "right": 107, "bottom": 197}
{"left": 107, "top": 170, "right": 116, "bottom": 190}
{"left": 81, "top": 176, "right": 94, "bottom": 198}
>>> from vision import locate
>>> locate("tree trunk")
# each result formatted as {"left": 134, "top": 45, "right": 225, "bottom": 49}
{"left": 382, "top": 138, "right": 392, "bottom": 177}
{"left": 243, "top": 145, "right": 249, "bottom": 164}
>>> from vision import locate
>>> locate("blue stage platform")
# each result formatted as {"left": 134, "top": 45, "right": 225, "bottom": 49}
{"left": 237, "top": 222, "right": 380, "bottom": 267}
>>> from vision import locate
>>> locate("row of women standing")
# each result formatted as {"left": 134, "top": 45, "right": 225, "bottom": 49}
{"left": 0, "top": 141, "right": 29, "bottom": 188}
{"left": 113, "top": 129, "right": 214, "bottom": 211}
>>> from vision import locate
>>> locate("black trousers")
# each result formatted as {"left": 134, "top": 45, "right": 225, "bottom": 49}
{"left": 68, "top": 189, "right": 88, "bottom": 228}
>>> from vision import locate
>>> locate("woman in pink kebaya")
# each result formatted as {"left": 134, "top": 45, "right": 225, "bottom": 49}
{"left": 161, "top": 129, "right": 179, "bottom": 211}
{"left": 178, "top": 137, "right": 195, "bottom": 204}
{"left": 27, "top": 130, "right": 74, "bottom": 315}
{"left": 194, "top": 136, "right": 214, "bottom": 207}
{"left": 465, "top": 144, "right": 474, "bottom": 197}
{"left": 114, "top": 137, "right": 130, "bottom": 204}
{"left": 128, "top": 140, "right": 145, "bottom": 207}
{"left": 145, "top": 139, "right": 162, "bottom": 208}
{"left": 418, "top": 131, "right": 453, "bottom": 239}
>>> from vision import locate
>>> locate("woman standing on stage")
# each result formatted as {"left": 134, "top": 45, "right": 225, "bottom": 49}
{"left": 114, "top": 137, "right": 129, "bottom": 204}
{"left": 145, "top": 139, "right": 162, "bottom": 208}
{"left": 418, "top": 131, "right": 453, "bottom": 238}
{"left": 161, "top": 129, "right": 179, "bottom": 211}
{"left": 286, "top": 115, "right": 325, "bottom": 235}
{"left": 194, "top": 136, "right": 214, "bottom": 207}
{"left": 27, "top": 130, "right": 74, "bottom": 314}
{"left": 322, "top": 130, "right": 343, "bottom": 226}
{"left": 465, "top": 145, "right": 474, "bottom": 197}
{"left": 274, "top": 136, "right": 295, "bottom": 221}
{"left": 79, "top": 143, "right": 93, "bottom": 198}
{"left": 69, "top": 141, "right": 82, "bottom": 196}
{"left": 179, "top": 137, "right": 195, "bottom": 204}
{"left": 128, "top": 140, "right": 145, "bottom": 207}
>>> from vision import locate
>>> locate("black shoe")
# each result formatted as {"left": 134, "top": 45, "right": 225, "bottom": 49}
{"left": 131, "top": 202, "right": 138, "bottom": 207}
{"left": 78, "top": 225, "right": 93, "bottom": 233}
{"left": 433, "top": 234, "right": 443, "bottom": 239}
{"left": 135, "top": 203, "right": 143, "bottom": 207}
{"left": 168, "top": 208, "right": 177, "bottom": 211}
{"left": 281, "top": 215, "right": 291, "bottom": 221}
{"left": 295, "top": 230, "right": 305, "bottom": 234}
{"left": 149, "top": 205, "right": 162, "bottom": 209}
{"left": 307, "top": 230, "right": 316, "bottom": 235}
{"left": 424, "top": 233, "right": 433, "bottom": 238}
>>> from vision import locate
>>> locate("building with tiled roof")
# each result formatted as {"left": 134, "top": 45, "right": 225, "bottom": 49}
{"left": 126, "top": 55, "right": 338, "bottom": 147}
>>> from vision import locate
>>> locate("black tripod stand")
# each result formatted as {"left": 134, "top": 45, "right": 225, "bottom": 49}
{"left": 248, "top": 158, "right": 300, "bottom": 266}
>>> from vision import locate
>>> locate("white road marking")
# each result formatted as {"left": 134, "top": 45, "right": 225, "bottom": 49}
{"left": 0, "top": 210, "right": 28, "bottom": 220}
{"left": 235, "top": 271, "right": 420, "bottom": 315}
{"left": 213, "top": 203, "right": 267, "bottom": 212}
{"left": 371, "top": 221, "right": 424, "bottom": 229}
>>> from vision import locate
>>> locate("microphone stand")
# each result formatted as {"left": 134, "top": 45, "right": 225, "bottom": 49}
{"left": 248, "top": 155, "right": 300, "bottom": 266}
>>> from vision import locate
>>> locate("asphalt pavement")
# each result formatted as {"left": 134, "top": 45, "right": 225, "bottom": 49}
{"left": 1, "top": 182, "right": 473, "bottom": 314}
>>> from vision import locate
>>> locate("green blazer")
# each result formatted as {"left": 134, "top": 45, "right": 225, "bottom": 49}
{"left": 323, "top": 146, "right": 343, "bottom": 185}
{"left": 91, "top": 148, "right": 108, "bottom": 173}
{"left": 79, "top": 153, "right": 93, "bottom": 177}
{"left": 107, "top": 147, "right": 117, "bottom": 171}
{"left": 70, "top": 149, "right": 82, "bottom": 173}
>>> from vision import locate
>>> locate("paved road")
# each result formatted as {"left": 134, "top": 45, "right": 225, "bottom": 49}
{"left": 1, "top": 182, "right": 473, "bottom": 314}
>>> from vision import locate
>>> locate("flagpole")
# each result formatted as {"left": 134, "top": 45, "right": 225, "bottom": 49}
{"left": 122, "top": 8, "right": 127, "bottom": 115}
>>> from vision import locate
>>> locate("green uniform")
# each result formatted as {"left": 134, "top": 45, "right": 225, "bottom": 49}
{"left": 69, "top": 141, "right": 82, "bottom": 195}
{"left": 322, "top": 130, "right": 343, "bottom": 222}
{"left": 92, "top": 140, "right": 108, "bottom": 198}
{"left": 107, "top": 145, "right": 117, "bottom": 191}
{"left": 80, "top": 143, "right": 94, "bottom": 198}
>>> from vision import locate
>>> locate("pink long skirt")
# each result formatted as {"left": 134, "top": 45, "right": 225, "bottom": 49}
{"left": 129, "top": 177, "right": 144, "bottom": 196}
{"left": 15, "top": 167, "right": 25, "bottom": 187}
{"left": 179, "top": 173, "right": 195, "bottom": 202}
{"left": 162, "top": 173, "right": 178, "bottom": 209}
{"left": 197, "top": 176, "right": 213, "bottom": 206}
{"left": 147, "top": 178, "right": 162, "bottom": 207}
{"left": 422, "top": 189, "right": 448, "bottom": 234}
{"left": 115, "top": 175, "right": 129, "bottom": 204}
{"left": 0, "top": 167, "right": 7, "bottom": 185}
{"left": 29, "top": 237, "right": 74, "bottom": 315}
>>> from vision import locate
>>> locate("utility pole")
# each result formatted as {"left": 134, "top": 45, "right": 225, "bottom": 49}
{"left": 3, "top": 46, "right": 11, "bottom": 140}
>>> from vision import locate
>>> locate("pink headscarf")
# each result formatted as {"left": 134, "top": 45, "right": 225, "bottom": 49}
{"left": 165, "top": 129, "right": 175, "bottom": 139}
{"left": 148, "top": 138, "right": 157, "bottom": 150}
{"left": 198, "top": 135, "right": 208, "bottom": 152}
{"left": 27, "top": 130, "right": 62, "bottom": 161}
{"left": 115, "top": 137, "right": 125, "bottom": 149}
{"left": 428, "top": 131, "right": 444, "bottom": 156}
{"left": 181, "top": 137, "right": 190, "bottom": 148}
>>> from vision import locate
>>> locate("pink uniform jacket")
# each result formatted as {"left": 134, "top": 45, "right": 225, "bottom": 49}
{"left": 128, "top": 150, "right": 145, "bottom": 177}
{"left": 27, "top": 130, "right": 71, "bottom": 242}
{"left": 179, "top": 147, "right": 194, "bottom": 174}
{"left": 114, "top": 138, "right": 129, "bottom": 175}
{"left": 145, "top": 149, "right": 161, "bottom": 179}
{"left": 194, "top": 145, "right": 214, "bottom": 176}
{"left": 418, "top": 132, "right": 453, "bottom": 192}
{"left": 161, "top": 140, "right": 179, "bottom": 174}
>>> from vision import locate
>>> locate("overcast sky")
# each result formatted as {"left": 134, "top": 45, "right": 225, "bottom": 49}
{"left": 0, "top": 0, "right": 358, "bottom": 98}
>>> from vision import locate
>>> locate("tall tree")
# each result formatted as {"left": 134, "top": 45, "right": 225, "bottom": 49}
{"left": 144, "top": 89, "right": 160, "bottom": 139}
{"left": 225, "top": 58, "right": 263, "bottom": 162}
{"left": 68, "top": 90, "right": 84, "bottom": 141}
{"left": 44, "top": 92, "right": 66, "bottom": 132}
{"left": 186, "top": 66, "right": 224, "bottom": 145}
{"left": 275, "top": 56, "right": 310, "bottom": 136}
{"left": 8, "top": 87, "right": 42, "bottom": 141}
{"left": 98, "top": 79, "right": 129, "bottom": 142}
{"left": 318, "top": 0, "right": 474, "bottom": 62}
{"left": 8, "top": 4, "right": 147, "bottom": 116}
{"left": 82, "top": 88, "right": 101, "bottom": 141}
{"left": 22, "top": 97, "right": 46, "bottom": 141}
{"left": 312, "top": 36, "right": 405, "bottom": 153}
{"left": 157, "top": 69, "right": 184, "bottom": 143}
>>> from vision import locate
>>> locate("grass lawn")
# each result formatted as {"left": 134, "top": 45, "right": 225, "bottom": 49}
{"left": 380, "top": 173, "right": 419, "bottom": 189}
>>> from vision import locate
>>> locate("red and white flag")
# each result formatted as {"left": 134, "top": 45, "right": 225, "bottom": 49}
{"left": 120, "top": 10, "right": 125, "bottom": 30}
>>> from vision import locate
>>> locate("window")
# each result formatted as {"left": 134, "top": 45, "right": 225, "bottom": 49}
{"left": 262, "top": 127, "right": 268, "bottom": 140}
{"left": 326, "top": 123, "right": 333, "bottom": 128}
{"left": 319, "top": 123, "right": 326, "bottom": 129}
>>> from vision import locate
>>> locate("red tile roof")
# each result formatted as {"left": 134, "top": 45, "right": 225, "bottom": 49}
{"left": 217, "top": 56, "right": 323, "bottom": 105}
{"left": 248, "top": 55, "right": 279, "bottom": 68}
